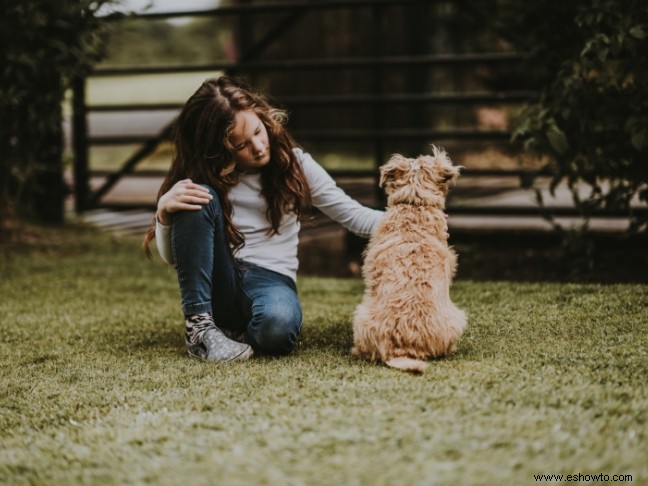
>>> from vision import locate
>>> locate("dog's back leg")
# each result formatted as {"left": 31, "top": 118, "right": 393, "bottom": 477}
{"left": 351, "top": 301, "right": 372, "bottom": 357}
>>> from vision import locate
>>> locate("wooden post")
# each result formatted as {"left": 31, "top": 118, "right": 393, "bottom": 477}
{"left": 343, "top": 3, "right": 388, "bottom": 272}
{"left": 237, "top": 0, "right": 255, "bottom": 85}
{"left": 372, "top": 4, "right": 386, "bottom": 207}
{"left": 72, "top": 76, "right": 89, "bottom": 213}
{"left": 406, "top": 1, "right": 432, "bottom": 156}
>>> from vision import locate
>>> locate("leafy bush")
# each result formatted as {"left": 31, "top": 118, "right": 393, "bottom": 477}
{"left": 0, "top": 0, "right": 112, "bottom": 223}
{"left": 499, "top": 0, "right": 648, "bottom": 233}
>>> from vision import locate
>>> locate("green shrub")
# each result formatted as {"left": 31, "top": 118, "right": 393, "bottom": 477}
{"left": 0, "top": 0, "right": 112, "bottom": 223}
{"left": 498, "top": 0, "right": 648, "bottom": 233}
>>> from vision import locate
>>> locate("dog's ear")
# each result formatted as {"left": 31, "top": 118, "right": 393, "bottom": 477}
{"left": 440, "top": 164, "right": 461, "bottom": 183}
{"left": 379, "top": 154, "right": 408, "bottom": 187}
{"left": 428, "top": 146, "right": 461, "bottom": 183}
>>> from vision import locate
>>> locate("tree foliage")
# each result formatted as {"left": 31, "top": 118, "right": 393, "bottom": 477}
{"left": 493, "top": 0, "right": 648, "bottom": 233}
{"left": 0, "top": 0, "right": 112, "bottom": 223}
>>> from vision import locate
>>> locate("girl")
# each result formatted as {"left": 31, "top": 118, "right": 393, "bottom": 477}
{"left": 143, "top": 76, "right": 384, "bottom": 362}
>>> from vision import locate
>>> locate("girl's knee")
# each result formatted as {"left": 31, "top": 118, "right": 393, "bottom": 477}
{"left": 248, "top": 301, "right": 302, "bottom": 355}
{"left": 173, "top": 185, "right": 222, "bottom": 223}
{"left": 198, "top": 184, "right": 218, "bottom": 198}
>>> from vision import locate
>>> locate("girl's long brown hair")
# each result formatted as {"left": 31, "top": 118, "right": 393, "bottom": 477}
{"left": 143, "top": 76, "right": 311, "bottom": 257}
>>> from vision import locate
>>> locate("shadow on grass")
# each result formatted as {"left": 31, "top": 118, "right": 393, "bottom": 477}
{"left": 98, "top": 327, "right": 182, "bottom": 357}
{"left": 97, "top": 319, "right": 360, "bottom": 362}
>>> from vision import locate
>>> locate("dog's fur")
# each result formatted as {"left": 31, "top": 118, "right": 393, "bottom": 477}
{"left": 352, "top": 147, "right": 467, "bottom": 372}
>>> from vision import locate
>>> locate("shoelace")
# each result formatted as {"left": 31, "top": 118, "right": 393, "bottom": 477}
{"left": 186, "top": 313, "right": 216, "bottom": 344}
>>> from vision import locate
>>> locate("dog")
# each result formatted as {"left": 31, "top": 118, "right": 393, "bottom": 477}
{"left": 351, "top": 146, "right": 467, "bottom": 372}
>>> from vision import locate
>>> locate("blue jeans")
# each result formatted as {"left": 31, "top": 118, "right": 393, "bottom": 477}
{"left": 170, "top": 185, "right": 302, "bottom": 355}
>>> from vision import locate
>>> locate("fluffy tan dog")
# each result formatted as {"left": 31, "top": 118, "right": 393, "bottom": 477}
{"left": 352, "top": 147, "right": 467, "bottom": 372}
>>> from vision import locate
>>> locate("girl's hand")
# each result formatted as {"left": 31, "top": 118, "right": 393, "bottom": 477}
{"left": 156, "top": 179, "right": 213, "bottom": 225}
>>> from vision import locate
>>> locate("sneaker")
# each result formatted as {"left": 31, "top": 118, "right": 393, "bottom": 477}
{"left": 220, "top": 327, "right": 247, "bottom": 344}
{"left": 185, "top": 313, "right": 253, "bottom": 362}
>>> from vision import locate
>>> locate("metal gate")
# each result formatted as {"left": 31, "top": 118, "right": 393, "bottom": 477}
{"left": 72, "top": 0, "right": 552, "bottom": 220}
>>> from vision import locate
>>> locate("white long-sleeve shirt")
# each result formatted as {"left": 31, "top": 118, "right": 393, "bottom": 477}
{"left": 156, "top": 148, "right": 384, "bottom": 281}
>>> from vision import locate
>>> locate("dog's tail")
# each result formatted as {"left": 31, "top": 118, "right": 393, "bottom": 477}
{"left": 385, "top": 357, "right": 428, "bottom": 373}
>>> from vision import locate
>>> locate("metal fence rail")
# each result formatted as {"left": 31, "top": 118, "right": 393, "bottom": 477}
{"left": 88, "top": 91, "right": 535, "bottom": 113}
{"left": 91, "top": 52, "right": 526, "bottom": 76}
{"left": 103, "top": 0, "right": 456, "bottom": 20}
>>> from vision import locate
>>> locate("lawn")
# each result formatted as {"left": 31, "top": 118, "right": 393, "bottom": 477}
{"left": 1, "top": 224, "right": 646, "bottom": 485}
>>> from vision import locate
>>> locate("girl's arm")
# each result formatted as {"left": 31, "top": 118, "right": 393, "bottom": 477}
{"left": 297, "top": 148, "right": 384, "bottom": 238}
{"left": 155, "top": 179, "right": 213, "bottom": 265}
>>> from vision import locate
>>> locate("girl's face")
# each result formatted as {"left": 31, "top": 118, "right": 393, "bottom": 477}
{"left": 230, "top": 110, "right": 271, "bottom": 172}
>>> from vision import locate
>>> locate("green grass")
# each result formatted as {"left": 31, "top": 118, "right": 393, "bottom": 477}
{"left": 1, "top": 224, "right": 646, "bottom": 485}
